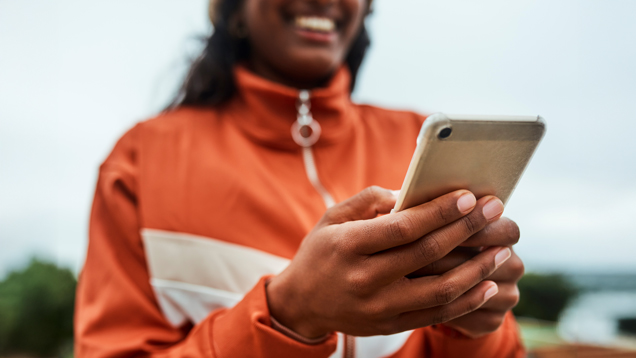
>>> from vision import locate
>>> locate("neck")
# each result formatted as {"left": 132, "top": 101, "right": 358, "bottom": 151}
{"left": 247, "top": 58, "right": 336, "bottom": 90}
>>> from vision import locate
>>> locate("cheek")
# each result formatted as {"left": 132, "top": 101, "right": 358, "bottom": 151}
{"left": 345, "top": 0, "right": 367, "bottom": 15}
{"left": 244, "top": 0, "right": 284, "bottom": 37}
{"left": 341, "top": 0, "right": 367, "bottom": 40}
{"left": 244, "top": 1, "right": 291, "bottom": 57}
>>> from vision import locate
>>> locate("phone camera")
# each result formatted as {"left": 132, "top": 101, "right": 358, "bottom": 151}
{"left": 438, "top": 127, "right": 452, "bottom": 139}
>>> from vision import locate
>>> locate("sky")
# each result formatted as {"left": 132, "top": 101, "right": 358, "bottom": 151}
{"left": 1, "top": 0, "right": 635, "bottom": 277}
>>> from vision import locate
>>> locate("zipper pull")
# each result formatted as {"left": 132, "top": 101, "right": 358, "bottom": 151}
{"left": 291, "top": 90, "right": 322, "bottom": 147}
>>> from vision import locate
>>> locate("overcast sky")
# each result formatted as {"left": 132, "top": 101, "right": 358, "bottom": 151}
{"left": 1, "top": 0, "right": 635, "bottom": 277}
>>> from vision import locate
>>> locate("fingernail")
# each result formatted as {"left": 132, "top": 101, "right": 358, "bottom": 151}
{"left": 483, "top": 199, "right": 504, "bottom": 220}
{"left": 494, "top": 247, "right": 512, "bottom": 268}
{"left": 484, "top": 284, "right": 499, "bottom": 301}
{"left": 457, "top": 193, "right": 476, "bottom": 213}
{"left": 391, "top": 190, "right": 400, "bottom": 198}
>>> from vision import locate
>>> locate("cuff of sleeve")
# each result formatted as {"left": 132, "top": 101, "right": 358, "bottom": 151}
{"left": 264, "top": 277, "right": 330, "bottom": 345}
{"left": 212, "top": 276, "right": 338, "bottom": 358}
{"left": 269, "top": 316, "right": 331, "bottom": 345}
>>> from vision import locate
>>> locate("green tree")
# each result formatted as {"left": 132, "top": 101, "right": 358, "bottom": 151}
{"left": 0, "top": 258, "right": 76, "bottom": 357}
{"left": 513, "top": 273, "right": 578, "bottom": 322}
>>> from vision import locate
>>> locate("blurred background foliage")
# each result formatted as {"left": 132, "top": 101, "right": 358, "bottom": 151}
{"left": 514, "top": 273, "right": 579, "bottom": 322}
{"left": 0, "top": 259, "right": 75, "bottom": 358}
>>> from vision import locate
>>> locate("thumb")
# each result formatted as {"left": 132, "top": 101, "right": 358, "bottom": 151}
{"left": 322, "top": 186, "right": 397, "bottom": 225}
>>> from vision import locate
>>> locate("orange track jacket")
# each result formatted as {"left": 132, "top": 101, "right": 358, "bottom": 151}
{"left": 75, "top": 66, "right": 525, "bottom": 358}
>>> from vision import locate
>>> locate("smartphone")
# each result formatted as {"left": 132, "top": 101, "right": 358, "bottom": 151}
{"left": 393, "top": 113, "right": 546, "bottom": 212}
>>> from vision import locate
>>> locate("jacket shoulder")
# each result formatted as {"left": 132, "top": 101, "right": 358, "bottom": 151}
{"left": 101, "top": 106, "right": 218, "bottom": 170}
{"left": 138, "top": 106, "right": 219, "bottom": 135}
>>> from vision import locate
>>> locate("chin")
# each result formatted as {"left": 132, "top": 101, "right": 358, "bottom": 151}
{"left": 282, "top": 50, "right": 344, "bottom": 86}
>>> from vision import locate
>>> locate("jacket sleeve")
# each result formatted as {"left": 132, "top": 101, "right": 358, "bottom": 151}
{"left": 427, "top": 312, "right": 525, "bottom": 357}
{"left": 74, "top": 126, "right": 338, "bottom": 358}
{"left": 392, "top": 312, "right": 525, "bottom": 358}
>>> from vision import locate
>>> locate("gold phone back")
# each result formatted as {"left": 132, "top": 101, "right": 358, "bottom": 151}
{"left": 395, "top": 114, "right": 546, "bottom": 211}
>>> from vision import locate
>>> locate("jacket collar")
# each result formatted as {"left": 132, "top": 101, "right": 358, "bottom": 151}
{"left": 227, "top": 65, "right": 357, "bottom": 150}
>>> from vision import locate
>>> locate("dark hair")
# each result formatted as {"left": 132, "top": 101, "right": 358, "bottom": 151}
{"left": 170, "top": 1, "right": 371, "bottom": 108}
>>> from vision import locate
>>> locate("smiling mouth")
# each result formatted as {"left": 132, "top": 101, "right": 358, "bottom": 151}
{"left": 294, "top": 16, "right": 336, "bottom": 33}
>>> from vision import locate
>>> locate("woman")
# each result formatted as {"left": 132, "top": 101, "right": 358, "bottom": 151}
{"left": 75, "top": 0, "right": 525, "bottom": 357}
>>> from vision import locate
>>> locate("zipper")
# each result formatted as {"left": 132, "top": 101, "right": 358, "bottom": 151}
{"left": 343, "top": 334, "right": 355, "bottom": 358}
{"left": 292, "top": 90, "right": 336, "bottom": 209}
{"left": 292, "top": 91, "right": 354, "bottom": 358}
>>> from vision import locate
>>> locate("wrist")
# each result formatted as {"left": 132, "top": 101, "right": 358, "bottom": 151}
{"left": 266, "top": 274, "right": 329, "bottom": 339}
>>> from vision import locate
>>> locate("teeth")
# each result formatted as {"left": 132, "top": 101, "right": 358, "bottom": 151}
{"left": 295, "top": 16, "right": 335, "bottom": 32}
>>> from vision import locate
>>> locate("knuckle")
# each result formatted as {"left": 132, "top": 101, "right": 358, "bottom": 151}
{"left": 360, "top": 186, "right": 378, "bottom": 202}
{"left": 505, "top": 219, "right": 521, "bottom": 245}
{"left": 433, "top": 306, "right": 452, "bottom": 325}
{"left": 435, "top": 279, "right": 459, "bottom": 305}
{"left": 362, "top": 300, "right": 388, "bottom": 318}
{"left": 333, "top": 224, "right": 361, "bottom": 252}
{"left": 434, "top": 204, "right": 450, "bottom": 223}
{"left": 346, "top": 270, "right": 373, "bottom": 296}
{"left": 509, "top": 255, "right": 525, "bottom": 280}
{"left": 361, "top": 186, "right": 384, "bottom": 206}
{"left": 387, "top": 216, "right": 414, "bottom": 243}
{"left": 465, "top": 296, "right": 482, "bottom": 313}
{"left": 483, "top": 314, "right": 505, "bottom": 332}
{"left": 461, "top": 215, "right": 478, "bottom": 235}
{"left": 507, "top": 289, "right": 521, "bottom": 309}
{"left": 325, "top": 227, "right": 349, "bottom": 251}
{"left": 366, "top": 185, "right": 383, "bottom": 196}
{"left": 321, "top": 207, "right": 337, "bottom": 224}
{"left": 477, "top": 261, "right": 493, "bottom": 280}
{"left": 416, "top": 236, "right": 441, "bottom": 263}
{"left": 425, "top": 260, "right": 439, "bottom": 275}
{"left": 376, "top": 320, "right": 399, "bottom": 335}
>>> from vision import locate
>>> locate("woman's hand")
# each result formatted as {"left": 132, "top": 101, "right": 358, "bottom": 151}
{"left": 409, "top": 218, "right": 524, "bottom": 338}
{"left": 266, "top": 187, "right": 511, "bottom": 338}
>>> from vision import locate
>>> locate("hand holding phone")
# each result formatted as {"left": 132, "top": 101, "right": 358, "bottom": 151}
{"left": 267, "top": 187, "right": 511, "bottom": 338}
{"left": 393, "top": 113, "right": 545, "bottom": 337}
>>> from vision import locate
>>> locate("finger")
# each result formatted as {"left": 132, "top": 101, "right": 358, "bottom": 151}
{"left": 480, "top": 283, "right": 520, "bottom": 312}
{"left": 486, "top": 250, "right": 524, "bottom": 282}
{"left": 322, "top": 186, "right": 396, "bottom": 225}
{"left": 444, "top": 309, "right": 508, "bottom": 337}
{"left": 352, "top": 190, "right": 478, "bottom": 254}
{"left": 369, "top": 196, "right": 504, "bottom": 280}
{"left": 382, "top": 246, "right": 511, "bottom": 313}
{"left": 389, "top": 280, "right": 498, "bottom": 334}
{"left": 407, "top": 248, "right": 477, "bottom": 277}
{"left": 461, "top": 217, "right": 520, "bottom": 248}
